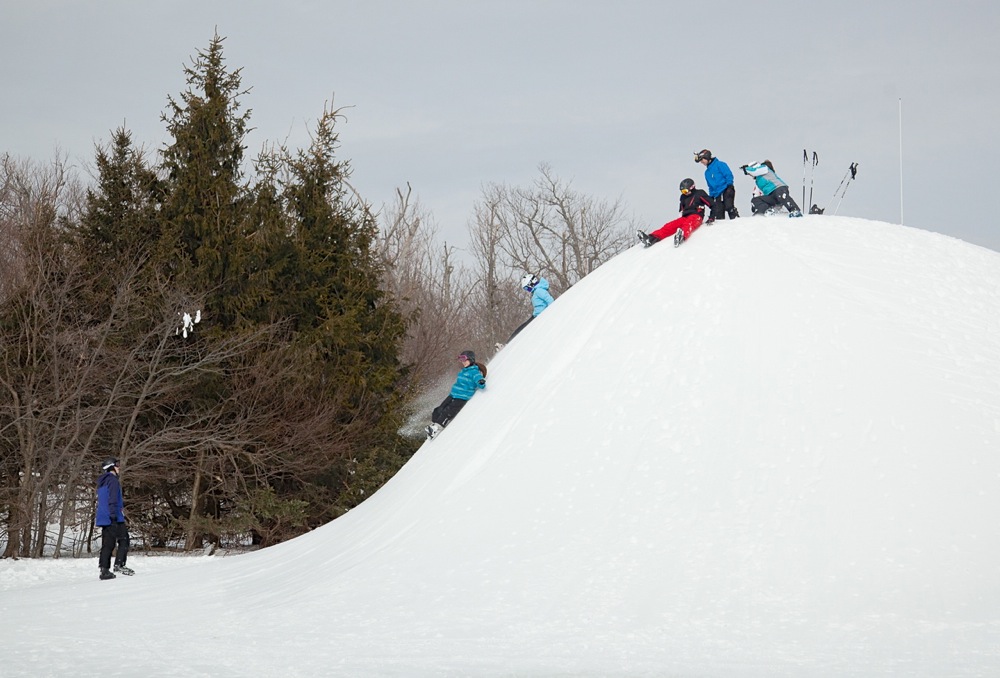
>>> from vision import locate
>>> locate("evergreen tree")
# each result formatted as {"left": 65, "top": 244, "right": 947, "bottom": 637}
{"left": 78, "top": 128, "right": 162, "bottom": 263}
{"left": 76, "top": 127, "right": 163, "bottom": 314}
{"left": 263, "top": 105, "right": 415, "bottom": 522}
{"left": 281, "top": 105, "right": 406, "bottom": 406}
{"left": 158, "top": 32, "right": 254, "bottom": 330}
{"left": 277, "top": 105, "right": 409, "bottom": 416}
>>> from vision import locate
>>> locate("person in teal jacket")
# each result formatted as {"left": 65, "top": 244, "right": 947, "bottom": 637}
{"left": 695, "top": 149, "right": 739, "bottom": 223}
{"left": 426, "top": 351, "right": 487, "bottom": 439}
{"left": 741, "top": 160, "right": 803, "bottom": 217}
{"left": 505, "top": 274, "right": 554, "bottom": 343}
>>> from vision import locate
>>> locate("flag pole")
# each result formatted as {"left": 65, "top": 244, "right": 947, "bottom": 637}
{"left": 898, "top": 98, "right": 904, "bottom": 225}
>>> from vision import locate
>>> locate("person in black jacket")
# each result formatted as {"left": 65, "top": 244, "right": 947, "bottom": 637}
{"left": 636, "top": 178, "right": 714, "bottom": 248}
{"left": 96, "top": 457, "right": 133, "bottom": 579}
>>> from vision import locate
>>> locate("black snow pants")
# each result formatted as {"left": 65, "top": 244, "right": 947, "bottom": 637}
{"left": 751, "top": 187, "right": 801, "bottom": 215}
{"left": 432, "top": 396, "right": 469, "bottom": 428}
{"left": 99, "top": 522, "right": 130, "bottom": 570}
{"left": 709, "top": 184, "right": 739, "bottom": 221}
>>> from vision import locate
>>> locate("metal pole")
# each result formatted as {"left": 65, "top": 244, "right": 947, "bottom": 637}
{"left": 898, "top": 98, "right": 904, "bottom": 225}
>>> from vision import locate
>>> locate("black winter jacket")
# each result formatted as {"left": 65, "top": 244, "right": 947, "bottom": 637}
{"left": 678, "top": 189, "right": 713, "bottom": 217}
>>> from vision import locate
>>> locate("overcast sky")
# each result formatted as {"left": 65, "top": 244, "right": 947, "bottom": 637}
{"left": 6, "top": 1, "right": 999, "bottom": 253}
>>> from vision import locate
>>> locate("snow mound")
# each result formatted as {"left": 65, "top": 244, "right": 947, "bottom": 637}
{"left": 4, "top": 215, "right": 1000, "bottom": 677}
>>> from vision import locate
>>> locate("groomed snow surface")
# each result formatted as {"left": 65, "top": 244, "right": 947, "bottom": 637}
{"left": 3, "top": 215, "right": 999, "bottom": 677}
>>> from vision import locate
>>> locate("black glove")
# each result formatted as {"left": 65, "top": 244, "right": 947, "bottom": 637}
{"left": 478, "top": 379, "right": 486, "bottom": 386}
{"left": 740, "top": 165, "right": 749, "bottom": 175}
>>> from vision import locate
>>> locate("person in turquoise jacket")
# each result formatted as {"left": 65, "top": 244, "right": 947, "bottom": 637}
{"left": 505, "top": 274, "right": 554, "bottom": 343}
{"left": 695, "top": 149, "right": 739, "bottom": 223}
{"left": 426, "top": 350, "right": 487, "bottom": 439}
{"left": 741, "top": 160, "right": 803, "bottom": 217}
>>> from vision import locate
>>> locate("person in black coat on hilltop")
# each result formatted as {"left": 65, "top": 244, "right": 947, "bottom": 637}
{"left": 636, "top": 178, "right": 714, "bottom": 248}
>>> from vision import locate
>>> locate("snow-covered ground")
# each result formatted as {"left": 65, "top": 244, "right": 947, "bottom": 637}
{"left": 3, "top": 215, "right": 999, "bottom": 677}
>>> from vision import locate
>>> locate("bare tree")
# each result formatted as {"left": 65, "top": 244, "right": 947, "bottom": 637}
{"left": 375, "top": 184, "right": 477, "bottom": 383}
{"left": 467, "top": 187, "right": 526, "bottom": 349}
{"left": 472, "top": 163, "right": 636, "bottom": 292}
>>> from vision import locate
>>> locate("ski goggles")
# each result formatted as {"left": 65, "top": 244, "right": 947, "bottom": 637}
{"left": 680, "top": 188, "right": 691, "bottom": 195}
{"left": 457, "top": 354, "right": 471, "bottom": 362}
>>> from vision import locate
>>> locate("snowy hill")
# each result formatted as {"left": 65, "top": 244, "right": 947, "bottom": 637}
{"left": 3, "top": 215, "right": 1000, "bottom": 677}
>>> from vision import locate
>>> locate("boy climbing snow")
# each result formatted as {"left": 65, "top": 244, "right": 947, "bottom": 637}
{"left": 505, "top": 273, "right": 554, "bottom": 343}
{"left": 637, "top": 178, "right": 713, "bottom": 248}
{"left": 741, "top": 160, "right": 803, "bottom": 217}
{"left": 426, "top": 351, "right": 487, "bottom": 440}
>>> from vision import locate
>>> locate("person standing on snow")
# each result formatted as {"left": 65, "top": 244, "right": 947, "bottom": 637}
{"left": 96, "top": 457, "right": 134, "bottom": 579}
{"left": 505, "top": 273, "right": 554, "bottom": 343}
{"left": 740, "top": 160, "right": 803, "bottom": 217}
{"left": 695, "top": 149, "right": 739, "bottom": 223}
{"left": 637, "top": 178, "right": 714, "bottom": 248}
{"left": 426, "top": 351, "right": 487, "bottom": 439}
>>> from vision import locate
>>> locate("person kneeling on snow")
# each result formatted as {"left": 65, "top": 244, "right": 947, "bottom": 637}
{"left": 505, "top": 274, "right": 554, "bottom": 343}
{"left": 741, "top": 160, "right": 803, "bottom": 217}
{"left": 637, "top": 178, "right": 713, "bottom": 248}
{"left": 426, "top": 351, "right": 487, "bottom": 439}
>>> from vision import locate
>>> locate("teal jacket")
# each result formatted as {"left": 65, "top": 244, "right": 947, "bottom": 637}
{"left": 530, "top": 278, "right": 554, "bottom": 317}
{"left": 745, "top": 162, "right": 788, "bottom": 196}
{"left": 450, "top": 364, "right": 486, "bottom": 400}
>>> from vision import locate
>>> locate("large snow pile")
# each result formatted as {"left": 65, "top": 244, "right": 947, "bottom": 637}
{"left": 3, "top": 216, "right": 999, "bottom": 677}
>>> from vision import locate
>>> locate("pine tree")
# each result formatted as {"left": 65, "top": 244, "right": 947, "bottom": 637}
{"left": 158, "top": 32, "right": 254, "bottom": 330}
{"left": 278, "top": 105, "right": 409, "bottom": 420}
{"left": 263, "top": 105, "right": 414, "bottom": 521}
{"left": 76, "top": 127, "right": 163, "bottom": 314}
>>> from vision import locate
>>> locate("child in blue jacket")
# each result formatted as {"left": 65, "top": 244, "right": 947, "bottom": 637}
{"left": 695, "top": 149, "right": 739, "bottom": 223}
{"left": 505, "top": 274, "right": 554, "bottom": 343}
{"left": 426, "top": 350, "right": 487, "bottom": 439}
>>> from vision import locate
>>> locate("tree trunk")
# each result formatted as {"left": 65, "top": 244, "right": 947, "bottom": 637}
{"left": 185, "top": 450, "right": 205, "bottom": 551}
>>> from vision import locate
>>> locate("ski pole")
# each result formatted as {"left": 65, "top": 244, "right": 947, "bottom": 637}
{"left": 832, "top": 163, "right": 859, "bottom": 215}
{"left": 808, "top": 151, "right": 818, "bottom": 213}
{"left": 802, "top": 149, "right": 808, "bottom": 215}
{"left": 830, "top": 165, "right": 851, "bottom": 203}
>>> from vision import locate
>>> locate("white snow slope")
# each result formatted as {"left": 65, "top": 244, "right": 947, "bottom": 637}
{"left": 3, "top": 216, "right": 1000, "bottom": 678}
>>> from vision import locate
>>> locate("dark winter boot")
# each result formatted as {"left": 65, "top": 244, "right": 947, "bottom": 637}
{"left": 114, "top": 564, "right": 135, "bottom": 576}
{"left": 100, "top": 568, "right": 116, "bottom": 580}
{"left": 636, "top": 230, "right": 656, "bottom": 248}
{"left": 673, "top": 228, "right": 685, "bottom": 248}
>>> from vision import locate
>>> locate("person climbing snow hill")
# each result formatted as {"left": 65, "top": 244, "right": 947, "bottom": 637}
{"left": 636, "top": 178, "right": 713, "bottom": 248}
{"left": 741, "top": 160, "right": 803, "bottom": 217}
{"left": 425, "top": 351, "right": 487, "bottom": 440}
{"left": 505, "top": 273, "right": 554, "bottom": 343}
